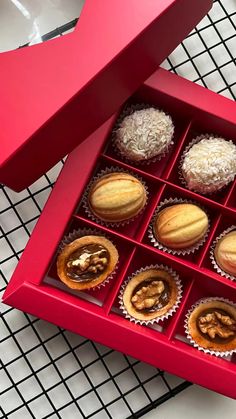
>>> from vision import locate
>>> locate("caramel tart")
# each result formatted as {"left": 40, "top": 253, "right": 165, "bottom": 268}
{"left": 187, "top": 300, "right": 236, "bottom": 353}
{"left": 214, "top": 230, "right": 236, "bottom": 277}
{"left": 57, "top": 235, "right": 118, "bottom": 290}
{"left": 122, "top": 268, "right": 180, "bottom": 322}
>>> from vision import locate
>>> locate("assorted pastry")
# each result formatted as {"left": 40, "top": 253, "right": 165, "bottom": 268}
{"left": 54, "top": 104, "right": 236, "bottom": 359}
{"left": 186, "top": 299, "right": 236, "bottom": 354}
{"left": 120, "top": 267, "right": 181, "bottom": 323}
{"left": 87, "top": 171, "right": 147, "bottom": 223}
{"left": 152, "top": 202, "right": 209, "bottom": 251}
{"left": 213, "top": 228, "right": 236, "bottom": 277}
{"left": 181, "top": 135, "right": 236, "bottom": 195}
{"left": 114, "top": 107, "right": 174, "bottom": 163}
{"left": 57, "top": 235, "right": 118, "bottom": 290}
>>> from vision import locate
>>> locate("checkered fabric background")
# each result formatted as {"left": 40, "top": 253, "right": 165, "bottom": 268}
{"left": 1, "top": 1, "right": 236, "bottom": 418}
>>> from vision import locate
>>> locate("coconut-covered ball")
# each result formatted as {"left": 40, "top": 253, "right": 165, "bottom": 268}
{"left": 115, "top": 107, "right": 174, "bottom": 162}
{"left": 182, "top": 136, "right": 236, "bottom": 194}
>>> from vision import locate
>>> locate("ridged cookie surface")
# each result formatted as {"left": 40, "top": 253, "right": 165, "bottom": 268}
{"left": 88, "top": 172, "right": 147, "bottom": 222}
{"left": 154, "top": 203, "right": 208, "bottom": 249}
{"left": 215, "top": 231, "right": 236, "bottom": 276}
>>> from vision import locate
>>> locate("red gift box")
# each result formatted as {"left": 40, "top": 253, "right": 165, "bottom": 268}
{"left": 4, "top": 67, "right": 236, "bottom": 399}
{"left": 0, "top": 0, "right": 212, "bottom": 192}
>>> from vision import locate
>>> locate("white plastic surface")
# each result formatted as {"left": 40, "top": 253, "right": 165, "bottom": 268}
{"left": 0, "top": 0, "right": 84, "bottom": 52}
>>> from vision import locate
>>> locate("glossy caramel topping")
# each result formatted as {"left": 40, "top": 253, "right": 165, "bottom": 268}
{"left": 197, "top": 309, "right": 236, "bottom": 343}
{"left": 66, "top": 244, "right": 109, "bottom": 282}
{"left": 131, "top": 278, "right": 170, "bottom": 313}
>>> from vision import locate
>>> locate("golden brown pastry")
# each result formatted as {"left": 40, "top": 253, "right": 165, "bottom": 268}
{"left": 181, "top": 136, "right": 236, "bottom": 194}
{"left": 187, "top": 300, "right": 236, "bottom": 353}
{"left": 88, "top": 172, "right": 147, "bottom": 222}
{"left": 154, "top": 203, "right": 208, "bottom": 249}
{"left": 122, "top": 268, "right": 179, "bottom": 321}
{"left": 57, "top": 235, "right": 118, "bottom": 290}
{"left": 214, "top": 230, "right": 236, "bottom": 276}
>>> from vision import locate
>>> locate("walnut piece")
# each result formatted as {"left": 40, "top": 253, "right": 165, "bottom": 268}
{"left": 131, "top": 280, "right": 165, "bottom": 311}
{"left": 67, "top": 250, "right": 108, "bottom": 274}
{"left": 198, "top": 311, "right": 236, "bottom": 339}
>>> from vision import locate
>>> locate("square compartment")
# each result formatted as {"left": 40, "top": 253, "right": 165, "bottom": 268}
{"left": 75, "top": 159, "right": 165, "bottom": 240}
{"left": 111, "top": 246, "right": 194, "bottom": 337}
{"left": 200, "top": 213, "right": 236, "bottom": 284}
{"left": 142, "top": 183, "right": 221, "bottom": 266}
{"left": 167, "top": 124, "right": 236, "bottom": 206}
{"left": 103, "top": 99, "right": 191, "bottom": 180}
{"left": 174, "top": 275, "right": 236, "bottom": 355}
{"left": 46, "top": 217, "right": 135, "bottom": 309}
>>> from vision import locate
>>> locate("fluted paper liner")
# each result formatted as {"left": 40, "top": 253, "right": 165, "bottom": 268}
{"left": 148, "top": 197, "right": 210, "bottom": 256}
{"left": 185, "top": 297, "right": 236, "bottom": 357}
{"left": 210, "top": 225, "right": 236, "bottom": 281}
{"left": 111, "top": 103, "right": 175, "bottom": 166}
{"left": 58, "top": 228, "right": 119, "bottom": 290}
{"left": 179, "top": 134, "right": 235, "bottom": 195}
{"left": 82, "top": 166, "right": 149, "bottom": 227}
{"left": 118, "top": 264, "right": 183, "bottom": 325}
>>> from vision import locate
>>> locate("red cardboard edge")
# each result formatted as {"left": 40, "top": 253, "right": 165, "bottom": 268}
{"left": 5, "top": 281, "right": 236, "bottom": 399}
{"left": 0, "top": 0, "right": 213, "bottom": 191}
{"left": 3, "top": 68, "right": 236, "bottom": 398}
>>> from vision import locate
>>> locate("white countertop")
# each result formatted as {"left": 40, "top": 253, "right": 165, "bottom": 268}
{"left": 144, "top": 386, "right": 236, "bottom": 419}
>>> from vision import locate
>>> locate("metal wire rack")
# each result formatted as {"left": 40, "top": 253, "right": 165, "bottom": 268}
{"left": 1, "top": 1, "right": 236, "bottom": 418}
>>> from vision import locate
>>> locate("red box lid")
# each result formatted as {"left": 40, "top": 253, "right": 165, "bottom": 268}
{"left": 0, "top": 0, "right": 212, "bottom": 192}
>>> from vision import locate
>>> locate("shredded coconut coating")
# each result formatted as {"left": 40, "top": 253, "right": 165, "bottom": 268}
{"left": 182, "top": 137, "right": 236, "bottom": 194}
{"left": 115, "top": 108, "right": 174, "bottom": 161}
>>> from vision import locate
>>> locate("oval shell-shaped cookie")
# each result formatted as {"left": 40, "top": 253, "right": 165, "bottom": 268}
{"left": 154, "top": 203, "right": 208, "bottom": 249}
{"left": 214, "top": 231, "right": 236, "bottom": 276}
{"left": 88, "top": 172, "right": 147, "bottom": 222}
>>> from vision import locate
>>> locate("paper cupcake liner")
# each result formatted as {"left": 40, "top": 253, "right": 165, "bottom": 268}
{"left": 58, "top": 228, "right": 119, "bottom": 290}
{"left": 148, "top": 197, "right": 210, "bottom": 256}
{"left": 111, "top": 103, "right": 175, "bottom": 166}
{"left": 118, "top": 264, "right": 183, "bottom": 325}
{"left": 82, "top": 166, "right": 149, "bottom": 227}
{"left": 210, "top": 225, "right": 236, "bottom": 281}
{"left": 179, "top": 134, "right": 235, "bottom": 196}
{"left": 185, "top": 297, "right": 236, "bottom": 357}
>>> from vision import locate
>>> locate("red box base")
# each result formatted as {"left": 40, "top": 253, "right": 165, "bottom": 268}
{"left": 4, "top": 68, "right": 236, "bottom": 399}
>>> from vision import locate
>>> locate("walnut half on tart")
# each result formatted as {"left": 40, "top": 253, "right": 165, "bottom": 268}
{"left": 187, "top": 300, "right": 236, "bottom": 353}
{"left": 122, "top": 268, "right": 180, "bottom": 322}
{"left": 57, "top": 235, "right": 118, "bottom": 290}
